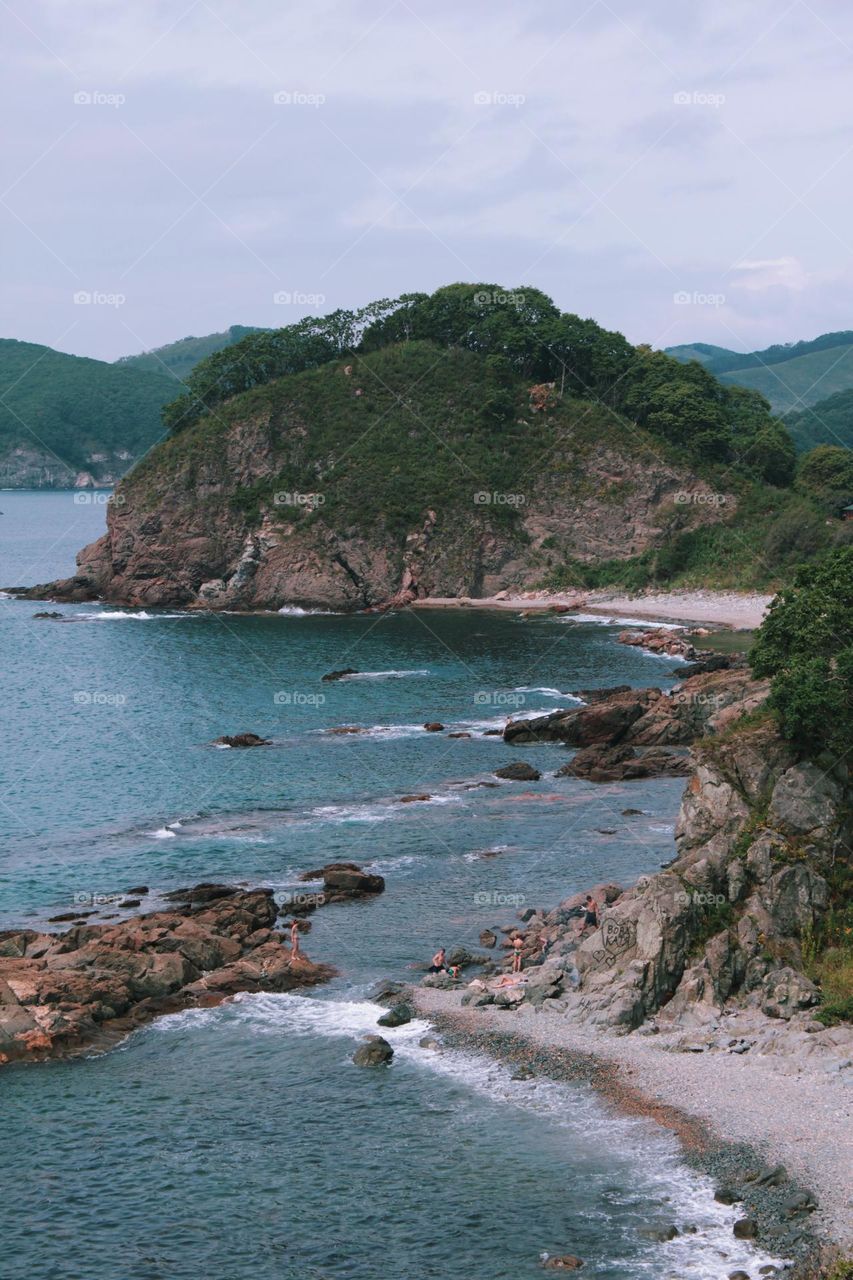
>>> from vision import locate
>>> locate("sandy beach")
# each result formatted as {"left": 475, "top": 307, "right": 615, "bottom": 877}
{"left": 414, "top": 588, "right": 774, "bottom": 630}
{"left": 413, "top": 986, "right": 853, "bottom": 1260}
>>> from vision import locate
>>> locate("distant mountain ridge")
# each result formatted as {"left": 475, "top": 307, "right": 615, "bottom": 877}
{"left": 116, "top": 325, "right": 266, "bottom": 382}
{"left": 665, "top": 330, "right": 853, "bottom": 419}
{"left": 0, "top": 340, "right": 175, "bottom": 488}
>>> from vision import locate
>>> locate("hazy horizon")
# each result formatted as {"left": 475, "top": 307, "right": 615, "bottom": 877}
{"left": 4, "top": 0, "right": 853, "bottom": 361}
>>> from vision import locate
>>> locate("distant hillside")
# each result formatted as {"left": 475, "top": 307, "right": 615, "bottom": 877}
{"left": 666, "top": 330, "right": 853, "bottom": 416}
{"left": 785, "top": 387, "right": 853, "bottom": 452}
{"left": 0, "top": 340, "right": 175, "bottom": 488}
{"left": 662, "top": 343, "right": 741, "bottom": 374}
{"left": 116, "top": 325, "right": 265, "bottom": 382}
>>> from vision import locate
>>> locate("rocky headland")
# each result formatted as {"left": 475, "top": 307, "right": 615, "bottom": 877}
{"left": 0, "top": 885, "right": 335, "bottom": 1067}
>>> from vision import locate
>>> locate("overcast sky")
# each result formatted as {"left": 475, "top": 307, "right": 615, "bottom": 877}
{"left": 2, "top": 0, "right": 852, "bottom": 362}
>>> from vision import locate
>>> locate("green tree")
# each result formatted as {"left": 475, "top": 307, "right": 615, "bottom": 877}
{"left": 751, "top": 546, "right": 853, "bottom": 756}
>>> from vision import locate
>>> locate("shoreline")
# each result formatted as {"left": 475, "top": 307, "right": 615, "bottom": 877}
{"left": 411, "top": 987, "right": 850, "bottom": 1274}
{"left": 412, "top": 587, "right": 773, "bottom": 630}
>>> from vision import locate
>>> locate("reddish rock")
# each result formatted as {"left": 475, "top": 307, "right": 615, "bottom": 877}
{"left": 0, "top": 888, "right": 334, "bottom": 1068}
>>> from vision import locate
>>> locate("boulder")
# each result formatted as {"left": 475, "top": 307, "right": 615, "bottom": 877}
{"left": 479, "top": 929, "right": 498, "bottom": 948}
{"left": 352, "top": 1035, "right": 393, "bottom": 1067}
{"left": 322, "top": 668, "right": 358, "bottom": 681}
{"left": 495, "top": 761, "right": 542, "bottom": 781}
{"left": 213, "top": 733, "right": 270, "bottom": 748}
{"left": 732, "top": 1218, "right": 758, "bottom": 1240}
{"left": 298, "top": 863, "right": 385, "bottom": 901}
{"left": 760, "top": 967, "right": 820, "bottom": 1019}
{"left": 540, "top": 1255, "right": 584, "bottom": 1270}
{"left": 399, "top": 794, "right": 432, "bottom": 803}
{"left": 377, "top": 1002, "right": 413, "bottom": 1028}
{"left": 423, "top": 722, "right": 445, "bottom": 732}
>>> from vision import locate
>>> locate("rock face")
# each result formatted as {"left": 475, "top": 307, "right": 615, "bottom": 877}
{"left": 501, "top": 710, "right": 850, "bottom": 1034}
{"left": 495, "top": 761, "right": 542, "bottom": 782}
{"left": 0, "top": 888, "right": 335, "bottom": 1067}
{"left": 213, "top": 732, "right": 271, "bottom": 748}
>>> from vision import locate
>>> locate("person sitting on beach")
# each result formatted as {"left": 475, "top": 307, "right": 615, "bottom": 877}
{"left": 511, "top": 935, "right": 524, "bottom": 973}
{"left": 581, "top": 896, "right": 598, "bottom": 933}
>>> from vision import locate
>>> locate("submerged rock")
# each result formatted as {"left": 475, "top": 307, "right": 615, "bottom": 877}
{"left": 495, "top": 761, "right": 542, "bottom": 781}
{"left": 322, "top": 668, "right": 359, "bottom": 681}
{"left": 213, "top": 733, "right": 270, "bottom": 748}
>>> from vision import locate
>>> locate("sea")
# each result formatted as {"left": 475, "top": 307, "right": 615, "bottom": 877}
{"left": 0, "top": 491, "right": 784, "bottom": 1280}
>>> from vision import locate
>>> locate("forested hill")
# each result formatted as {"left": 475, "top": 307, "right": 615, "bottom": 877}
{"left": 0, "top": 340, "right": 175, "bottom": 488}
{"left": 38, "top": 284, "right": 852, "bottom": 609}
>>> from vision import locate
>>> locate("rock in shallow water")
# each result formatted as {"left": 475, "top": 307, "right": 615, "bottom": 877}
{"left": 352, "top": 1035, "right": 393, "bottom": 1067}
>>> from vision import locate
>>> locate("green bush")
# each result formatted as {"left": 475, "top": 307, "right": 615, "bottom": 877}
{"left": 751, "top": 546, "right": 853, "bottom": 757}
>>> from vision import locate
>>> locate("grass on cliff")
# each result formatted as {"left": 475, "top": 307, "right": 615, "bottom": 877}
{"left": 804, "top": 864, "right": 853, "bottom": 1026}
{"left": 128, "top": 340, "right": 686, "bottom": 540}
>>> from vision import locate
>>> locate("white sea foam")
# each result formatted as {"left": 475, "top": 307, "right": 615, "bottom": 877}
{"left": 148, "top": 826, "right": 177, "bottom": 839}
{"left": 78, "top": 610, "right": 193, "bottom": 621}
{"left": 560, "top": 612, "right": 685, "bottom": 630}
{"left": 339, "top": 668, "right": 431, "bottom": 681}
{"left": 277, "top": 605, "right": 339, "bottom": 615}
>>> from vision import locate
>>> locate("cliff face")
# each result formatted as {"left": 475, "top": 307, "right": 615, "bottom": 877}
{"left": 33, "top": 343, "right": 733, "bottom": 609}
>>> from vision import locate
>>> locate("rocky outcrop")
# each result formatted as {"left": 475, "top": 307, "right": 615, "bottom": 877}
{"left": 290, "top": 862, "right": 385, "bottom": 906}
{"left": 505, "top": 667, "right": 770, "bottom": 748}
{"left": 555, "top": 744, "right": 691, "bottom": 782}
{"left": 0, "top": 887, "right": 335, "bottom": 1066}
{"left": 472, "top": 676, "right": 850, "bottom": 1040}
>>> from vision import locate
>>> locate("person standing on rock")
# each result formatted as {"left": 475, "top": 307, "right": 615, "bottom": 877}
{"left": 512, "top": 936, "right": 524, "bottom": 972}
{"left": 290, "top": 919, "right": 301, "bottom": 960}
{"left": 581, "top": 896, "right": 598, "bottom": 934}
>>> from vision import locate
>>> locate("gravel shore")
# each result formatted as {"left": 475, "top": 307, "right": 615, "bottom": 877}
{"left": 412, "top": 986, "right": 853, "bottom": 1269}
{"left": 413, "top": 588, "right": 773, "bottom": 629}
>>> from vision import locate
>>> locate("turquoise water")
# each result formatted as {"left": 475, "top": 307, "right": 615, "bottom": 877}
{"left": 1, "top": 494, "right": 780, "bottom": 1280}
